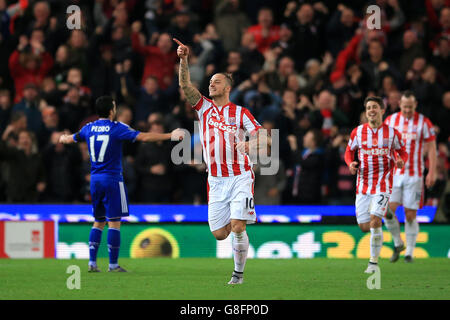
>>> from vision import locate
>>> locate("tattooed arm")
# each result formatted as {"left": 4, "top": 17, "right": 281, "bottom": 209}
{"left": 173, "top": 38, "right": 202, "bottom": 106}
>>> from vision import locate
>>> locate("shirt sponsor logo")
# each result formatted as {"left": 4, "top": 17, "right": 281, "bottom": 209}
{"left": 402, "top": 132, "right": 417, "bottom": 140}
{"left": 360, "top": 148, "right": 389, "bottom": 156}
{"left": 208, "top": 117, "right": 237, "bottom": 134}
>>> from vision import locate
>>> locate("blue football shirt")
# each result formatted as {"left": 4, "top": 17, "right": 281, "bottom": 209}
{"left": 73, "top": 119, "right": 140, "bottom": 177}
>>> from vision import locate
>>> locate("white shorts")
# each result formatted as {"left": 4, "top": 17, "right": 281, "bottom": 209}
{"left": 207, "top": 170, "right": 257, "bottom": 232}
{"left": 390, "top": 175, "right": 423, "bottom": 210}
{"left": 355, "top": 193, "right": 390, "bottom": 224}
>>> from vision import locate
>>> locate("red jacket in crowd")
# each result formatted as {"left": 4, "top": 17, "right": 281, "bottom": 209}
{"left": 131, "top": 32, "right": 177, "bottom": 89}
{"left": 8, "top": 50, "right": 54, "bottom": 103}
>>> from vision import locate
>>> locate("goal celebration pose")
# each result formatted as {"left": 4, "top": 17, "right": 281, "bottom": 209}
{"left": 174, "top": 38, "right": 270, "bottom": 284}
{"left": 59, "top": 96, "right": 183, "bottom": 272}
{"left": 384, "top": 91, "right": 436, "bottom": 263}
{"left": 345, "top": 96, "right": 408, "bottom": 273}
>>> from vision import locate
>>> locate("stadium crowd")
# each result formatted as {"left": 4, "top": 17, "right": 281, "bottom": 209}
{"left": 0, "top": 0, "right": 449, "bottom": 219}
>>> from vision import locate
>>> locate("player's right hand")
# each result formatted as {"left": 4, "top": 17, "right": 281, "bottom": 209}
{"left": 349, "top": 161, "right": 359, "bottom": 175}
{"left": 173, "top": 38, "right": 189, "bottom": 59}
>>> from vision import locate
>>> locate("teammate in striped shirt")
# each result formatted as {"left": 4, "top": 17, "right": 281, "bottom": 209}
{"left": 174, "top": 38, "right": 270, "bottom": 284}
{"left": 345, "top": 96, "right": 408, "bottom": 273}
{"left": 59, "top": 96, "right": 184, "bottom": 272}
{"left": 383, "top": 91, "right": 437, "bottom": 263}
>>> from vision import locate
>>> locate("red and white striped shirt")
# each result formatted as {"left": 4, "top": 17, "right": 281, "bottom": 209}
{"left": 384, "top": 112, "right": 436, "bottom": 178}
{"left": 345, "top": 123, "right": 408, "bottom": 195}
{"left": 193, "top": 96, "right": 262, "bottom": 177}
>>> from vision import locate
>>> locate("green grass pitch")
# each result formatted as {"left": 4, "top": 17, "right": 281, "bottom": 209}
{"left": 1, "top": 258, "right": 449, "bottom": 300}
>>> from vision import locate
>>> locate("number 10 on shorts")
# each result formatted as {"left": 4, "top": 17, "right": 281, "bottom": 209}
{"left": 245, "top": 197, "right": 255, "bottom": 209}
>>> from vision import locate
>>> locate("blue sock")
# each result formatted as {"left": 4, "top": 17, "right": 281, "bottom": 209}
{"left": 88, "top": 227, "right": 102, "bottom": 267}
{"left": 107, "top": 228, "right": 121, "bottom": 269}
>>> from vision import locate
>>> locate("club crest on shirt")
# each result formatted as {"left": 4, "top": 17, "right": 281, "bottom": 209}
{"left": 229, "top": 117, "right": 236, "bottom": 125}
{"left": 383, "top": 138, "right": 389, "bottom": 147}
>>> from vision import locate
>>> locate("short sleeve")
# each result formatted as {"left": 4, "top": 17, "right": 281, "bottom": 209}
{"left": 422, "top": 118, "right": 436, "bottom": 142}
{"left": 192, "top": 96, "right": 213, "bottom": 118}
{"left": 73, "top": 125, "right": 89, "bottom": 142}
{"left": 115, "top": 122, "right": 140, "bottom": 142}
{"left": 347, "top": 127, "right": 359, "bottom": 151}
{"left": 242, "top": 108, "right": 262, "bottom": 136}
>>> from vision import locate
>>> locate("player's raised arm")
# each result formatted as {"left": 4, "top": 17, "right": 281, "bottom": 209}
{"left": 136, "top": 128, "right": 185, "bottom": 143}
{"left": 173, "top": 38, "right": 202, "bottom": 106}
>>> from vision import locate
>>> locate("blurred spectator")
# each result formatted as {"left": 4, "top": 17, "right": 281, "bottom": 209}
{"left": 246, "top": 7, "right": 280, "bottom": 54}
{"left": 326, "top": 4, "right": 357, "bottom": 57}
{"left": 58, "top": 85, "right": 90, "bottom": 132}
{"left": 360, "top": 39, "right": 401, "bottom": 93}
{"left": 399, "top": 29, "right": 425, "bottom": 75}
{"left": 0, "top": 129, "right": 46, "bottom": 202}
{"left": 287, "top": 3, "right": 324, "bottom": 71}
{"left": 116, "top": 104, "right": 138, "bottom": 201}
{"left": 264, "top": 55, "right": 296, "bottom": 94}
{"left": 1, "top": 110, "right": 27, "bottom": 144}
{"left": 166, "top": 9, "right": 199, "bottom": 47}
{"left": 42, "top": 131, "right": 82, "bottom": 202}
{"left": 214, "top": 0, "right": 250, "bottom": 52}
{"left": 135, "top": 116, "right": 173, "bottom": 203}
{"left": 437, "top": 91, "right": 450, "bottom": 144}
{"left": 430, "top": 37, "right": 450, "bottom": 86}
{"left": 238, "top": 31, "right": 265, "bottom": 74}
{"left": 285, "top": 128, "right": 324, "bottom": 204}
{"left": 0, "top": 89, "right": 12, "bottom": 135}
{"left": 11, "top": 83, "right": 42, "bottom": 136}
{"left": 135, "top": 76, "right": 177, "bottom": 128}
{"left": 131, "top": 21, "right": 177, "bottom": 89}
{"left": 325, "top": 130, "right": 355, "bottom": 204}
{"left": 254, "top": 120, "right": 287, "bottom": 205}
{"left": 308, "top": 90, "right": 350, "bottom": 138}
{"left": 8, "top": 30, "right": 53, "bottom": 103}
{"left": 66, "top": 30, "right": 88, "bottom": 76}
{"left": 270, "top": 23, "right": 295, "bottom": 61}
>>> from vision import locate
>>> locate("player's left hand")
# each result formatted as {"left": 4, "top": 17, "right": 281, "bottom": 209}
{"left": 396, "top": 159, "right": 404, "bottom": 169}
{"left": 425, "top": 171, "right": 437, "bottom": 188}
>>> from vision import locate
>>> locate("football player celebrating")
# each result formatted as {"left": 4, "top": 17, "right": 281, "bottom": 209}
{"left": 345, "top": 96, "right": 408, "bottom": 273}
{"left": 174, "top": 38, "right": 270, "bottom": 284}
{"left": 384, "top": 91, "right": 437, "bottom": 263}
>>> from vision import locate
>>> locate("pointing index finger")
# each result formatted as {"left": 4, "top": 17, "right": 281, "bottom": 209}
{"left": 173, "top": 38, "right": 184, "bottom": 46}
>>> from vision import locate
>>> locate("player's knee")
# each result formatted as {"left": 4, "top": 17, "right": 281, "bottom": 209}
{"left": 359, "top": 224, "right": 370, "bottom": 233}
{"left": 212, "top": 231, "right": 228, "bottom": 241}
{"left": 404, "top": 209, "right": 417, "bottom": 222}
{"left": 93, "top": 221, "right": 106, "bottom": 230}
{"left": 230, "top": 220, "right": 246, "bottom": 234}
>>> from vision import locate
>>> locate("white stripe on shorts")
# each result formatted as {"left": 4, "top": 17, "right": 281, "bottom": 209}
{"left": 119, "top": 181, "right": 128, "bottom": 213}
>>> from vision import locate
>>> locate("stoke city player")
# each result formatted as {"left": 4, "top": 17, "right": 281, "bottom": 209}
{"left": 174, "top": 38, "right": 270, "bottom": 284}
{"left": 345, "top": 96, "right": 408, "bottom": 273}
{"left": 384, "top": 91, "right": 437, "bottom": 263}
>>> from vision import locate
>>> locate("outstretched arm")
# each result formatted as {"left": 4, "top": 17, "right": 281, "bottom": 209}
{"left": 173, "top": 38, "right": 202, "bottom": 106}
{"left": 59, "top": 134, "right": 75, "bottom": 144}
{"left": 136, "top": 128, "right": 185, "bottom": 143}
